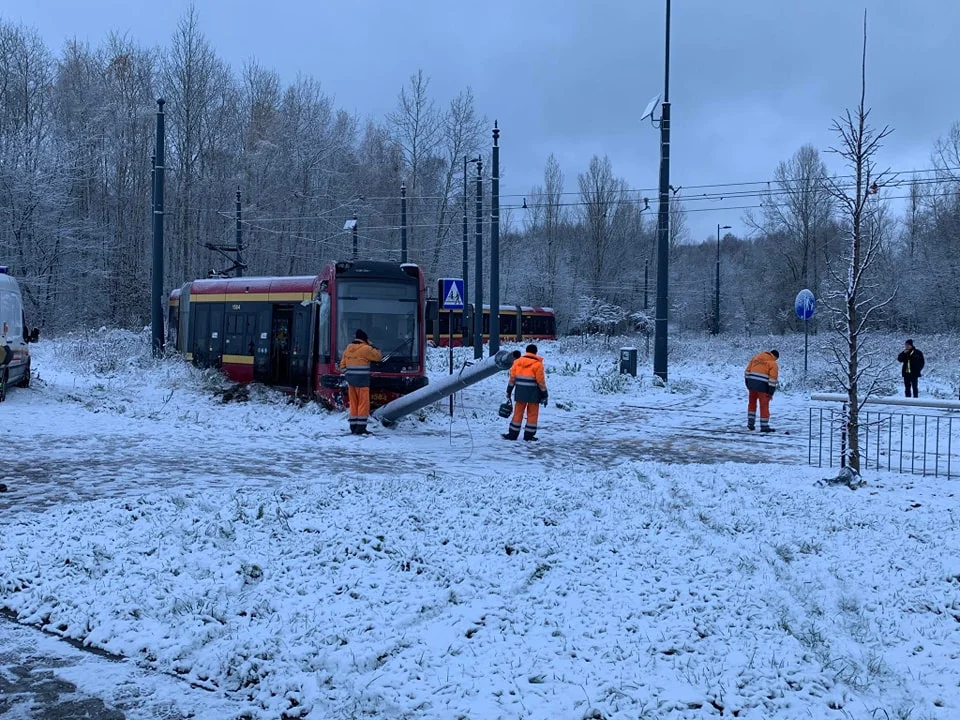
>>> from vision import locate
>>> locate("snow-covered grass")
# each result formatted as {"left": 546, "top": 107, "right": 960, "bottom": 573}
{"left": 2, "top": 329, "right": 959, "bottom": 719}
{"left": 3, "top": 464, "right": 959, "bottom": 719}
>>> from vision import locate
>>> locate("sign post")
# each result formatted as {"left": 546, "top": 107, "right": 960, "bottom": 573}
{"left": 794, "top": 288, "right": 816, "bottom": 375}
{"left": 440, "top": 278, "right": 465, "bottom": 416}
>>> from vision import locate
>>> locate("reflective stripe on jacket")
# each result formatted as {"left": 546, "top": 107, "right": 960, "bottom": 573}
{"left": 745, "top": 351, "right": 779, "bottom": 395}
{"left": 508, "top": 352, "right": 547, "bottom": 403}
{"left": 339, "top": 340, "right": 383, "bottom": 388}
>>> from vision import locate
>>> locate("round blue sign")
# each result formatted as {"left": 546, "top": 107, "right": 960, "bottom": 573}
{"left": 795, "top": 289, "right": 816, "bottom": 321}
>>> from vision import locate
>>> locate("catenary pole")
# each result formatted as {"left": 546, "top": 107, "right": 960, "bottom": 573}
{"left": 653, "top": 0, "right": 671, "bottom": 381}
{"left": 352, "top": 214, "right": 358, "bottom": 259}
{"left": 151, "top": 99, "right": 165, "bottom": 358}
{"left": 474, "top": 159, "right": 483, "bottom": 359}
{"left": 400, "top": 182, "right": 407, "bottom": 263}
{"left": 236, "top": 188, "right": 244, "bottom": 277}
{"left": 490, "top": 122, "right": 501, "bottom": 355}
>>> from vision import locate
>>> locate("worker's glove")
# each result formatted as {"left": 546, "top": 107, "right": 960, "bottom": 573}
{"left": 506, "top": 386, "right": 513, "bottom": 400}
{"left": 539, "top": 389, "right": 549, "bottom": 407}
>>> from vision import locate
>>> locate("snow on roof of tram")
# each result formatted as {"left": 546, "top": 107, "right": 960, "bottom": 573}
{"left": 189, "top": 275, "right": 316, "bottom": 294}
{"left": 334, "top": 260, "right": 420, "bottom": 279}
{"left": 521, "top": 306, "right": 555, "bottom": 314}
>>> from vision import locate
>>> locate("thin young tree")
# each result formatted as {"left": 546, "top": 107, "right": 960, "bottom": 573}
{"left": 822, "top": 10, "right": 894, "bottom": 475}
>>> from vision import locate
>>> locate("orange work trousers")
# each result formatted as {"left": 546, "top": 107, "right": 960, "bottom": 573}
{"left": 347, "top": 385, "right": 371, "bottom": 432}
{"left": 509, "top": 401, "right": 540, "bottom": 438}
{"left": 747, "top": 390, "right": 771, "bottom": 421}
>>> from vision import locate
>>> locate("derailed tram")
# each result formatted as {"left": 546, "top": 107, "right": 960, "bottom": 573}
{"left": 168, "top": 260, "right": 428, "bottom": 408}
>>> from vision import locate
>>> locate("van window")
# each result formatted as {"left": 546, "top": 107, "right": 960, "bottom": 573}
{"left": 0, "top": 291, "right": 23, "bottom": 341}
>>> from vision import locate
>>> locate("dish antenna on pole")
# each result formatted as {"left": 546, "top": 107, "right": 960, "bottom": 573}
{"left": 640, "top": 93, "right": 661, "bottom": 123}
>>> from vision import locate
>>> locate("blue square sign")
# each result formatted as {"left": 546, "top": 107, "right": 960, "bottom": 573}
{"left": 440, "top": 278, "right": 465, "bottom": 310}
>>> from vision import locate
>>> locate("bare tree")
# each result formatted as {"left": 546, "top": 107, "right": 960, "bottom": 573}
{"left": 427, "top": 87, "right": 484, "bottom": 277}
{"left": 524, "top": 153, "right": 567, "bottom": 308}
{"left": 758, "top": 145, "right": 835, "bottom": 296}
{"left": 0, "top": 21, "right": 74, "bottom": 327}
{"left": 162, "top": 5, "right": 237, "bottom": 283}
{"left": 933, "top": 121, "right": 960, "bottom": 183}
{"left": 577, "top": 155, "right": 629, "bottom": 302}
{"left": 668, "top": 196, "right": 689, "bottom": 253}
{"left": 387, "top": 70, "right": 441, "bottom": 264}
{"left": 822, "top": 11, "right": 894, "bottom": 475}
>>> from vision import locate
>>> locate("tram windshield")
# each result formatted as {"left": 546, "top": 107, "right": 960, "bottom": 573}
{"left": 336, "top": 280, "right": 419, "bottom": 366}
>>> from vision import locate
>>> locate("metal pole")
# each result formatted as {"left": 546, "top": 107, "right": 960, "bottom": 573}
{"left": 715, "top": 224, "right": 721, "bottom": 335}
{"left": 644, "top": 259, "right": 650, "bottom": 358}
{"left": 151, "top": 98, "right": 165, "bottom": 358}
{"left": 400, "top": 182, "right": 408, "bottom": 263}
{"left": 490, "top": 121, "right": 501, "bottom": 355}
{"left": 474, "top": 159, "right": 483, "bottom": 359}
{"left": 644, "top": 260, "right": 649, "bottom": 310}
{"left": 653, "top": 0, "right": 671, "bottom": 381}
{"left": 462, "top": 158, "right": 473, "bottom": 347}
{"left": 236, "top": 187, "right": 244, "bottom": 277}
{"left": 150, "top": 154, "right": 156, "bottom": 214}
{"left": 448, "top": 319, "right": 454, "bottom": 416}
{"left": 375, "top": 349, "right": 518, "bottom": 426}
{"left": 804, "top": 319, "right": 809, "bottom": 375}
{"left": 352, "top": 213, "right": 358, "bottom": 260}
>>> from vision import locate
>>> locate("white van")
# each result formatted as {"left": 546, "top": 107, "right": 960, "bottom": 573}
{"left": 0, "top": 267, "right": 39, "bottom": 401}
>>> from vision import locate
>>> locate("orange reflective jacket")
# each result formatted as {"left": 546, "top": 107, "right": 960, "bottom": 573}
{"left": 508, "top": 352, "right": 547, "bottom": 403}
{"left": 745, "top": 351, "right": 779, "bottom": 395}
{"left": 339, "top": 341, "right": 383, "bottom": 388}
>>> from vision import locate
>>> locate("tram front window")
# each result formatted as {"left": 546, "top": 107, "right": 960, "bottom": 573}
{"left": 337, "top": 280, "right": 419, "bottom": 367}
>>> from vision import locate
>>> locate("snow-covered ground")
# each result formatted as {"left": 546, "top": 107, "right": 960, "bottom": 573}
{"left": 1, "top": 329, "right": 959, "bottom": 719}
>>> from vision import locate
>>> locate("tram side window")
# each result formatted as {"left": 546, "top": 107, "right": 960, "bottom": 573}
{"left": 317, "top": 291, "right": 331, "bottom": 362}
{"left": 224, "top": 314, "right": 243, "bottom": 354}
{"left": 500, "top": 313, "right": 517, "bottom": 336}
{"left": 425, "top": 300, "right": 438, "bottom": 337}
{"left": 438, "top": 311, "right": 466, "bottom": 336}
{"left": 224, "top": 312, "right": 257, "bottom": 355}
{"left": 522, "top": 314, "right": 554, "bottom": 336}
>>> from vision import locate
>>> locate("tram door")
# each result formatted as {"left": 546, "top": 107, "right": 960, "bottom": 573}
{"left": 269, "top": 306, "right": 294, "bottom": 386}
{"left": 192, "top": 303, "right": 223, "bottom": 367}
{"left": 288, "top": 302, "right": 313, "bottom": 392}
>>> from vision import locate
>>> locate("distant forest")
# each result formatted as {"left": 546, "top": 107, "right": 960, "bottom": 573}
{"left": 1, "top": 10, "right": 959, "bottom": 334}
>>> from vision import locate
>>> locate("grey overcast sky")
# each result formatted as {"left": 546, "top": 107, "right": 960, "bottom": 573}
{"left": 5, "top": 0, "right": 960, "bottom": 241}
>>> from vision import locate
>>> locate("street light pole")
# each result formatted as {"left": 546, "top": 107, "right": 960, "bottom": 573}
{"left": 490, "top": 122, "right": 501, "bottom": 355}
{"left": 352, "top": 214, "right": 358, "bottom": 259}
{"left": 715, "top": 224, "right": 730, "bottom": 335}
{"left": 463, "top": 156, "right": 479, "bottom": 346}
{"left": 653, "top": 0, "right": 672, "bottom": 381}
{"left": 473, "top": 158, "right": 483, "bottom": 360}
{"left": 400, "top": 182, "right": 407, "bottom": 263}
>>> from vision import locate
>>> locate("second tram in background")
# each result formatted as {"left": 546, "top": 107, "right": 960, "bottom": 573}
{"left": 169, "top": 260, "right": 428, "bottom": 408}
{"left": 425, "top": 299, "right": 556, "bottom": 348}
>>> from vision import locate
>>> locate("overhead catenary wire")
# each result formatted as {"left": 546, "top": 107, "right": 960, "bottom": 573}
{"left": 190, "top": 164, "right": 960, "bottom": 216}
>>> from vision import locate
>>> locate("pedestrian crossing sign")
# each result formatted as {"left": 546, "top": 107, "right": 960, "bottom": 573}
{"left": 440, "top": 278, "right": 465, "bottom": 310}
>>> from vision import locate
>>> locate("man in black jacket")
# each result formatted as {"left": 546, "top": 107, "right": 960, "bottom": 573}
{"left": 897, "top": 339, "right": 925, "bottom": 398}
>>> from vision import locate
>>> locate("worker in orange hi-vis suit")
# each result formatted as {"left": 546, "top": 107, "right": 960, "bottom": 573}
{"left": 338, "top": 329, "right": 383, "bottom": 435}
{"left": 744, "top": 349, "right": 780, "bottom": 432}
{"left": 503, "top": 344, "right": 548, "bottom": 441}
